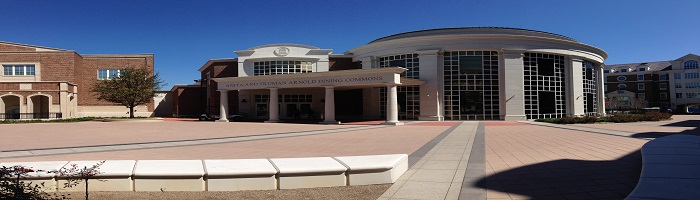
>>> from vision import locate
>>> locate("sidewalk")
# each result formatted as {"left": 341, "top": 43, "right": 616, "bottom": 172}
{"left": 379, "top": 121, "right": 485, "bottom": 200}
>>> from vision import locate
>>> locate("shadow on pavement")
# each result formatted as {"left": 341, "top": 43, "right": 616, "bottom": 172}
{"left": 661, "top": 120, "right": 700, "bottom": 128}
{"left": 475, "top": 151, "right": 642, "bottom": 199}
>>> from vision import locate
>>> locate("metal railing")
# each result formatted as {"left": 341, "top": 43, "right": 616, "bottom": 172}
{"left": 0, "top": 113, "right": 63, "bottom": 120}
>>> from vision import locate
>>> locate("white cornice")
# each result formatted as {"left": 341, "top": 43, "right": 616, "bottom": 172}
{"left": 347, "top": 34, "right": 608, "bottom": 61}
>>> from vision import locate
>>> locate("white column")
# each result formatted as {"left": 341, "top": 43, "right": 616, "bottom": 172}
{"left": 501, "top": 50, "right": 527, "bottom": 121}
{"left": 320, "top": 86, "right": 338, "bottom": 124}
{"left": 266, "top": 88, "right": 280, "bottom": 122}
{"left": 382, "top": 85, "right": 404, "bottom": 125}
{"left": 59, "top": 83, "right": 68, "bottom": 118}
{"left": 596, "top": 65, "right": 606, "bottom": 115}
{"left": 567, "top": 58, "right": 585, "bottom": 116}
{"left": 417, "top": 49, "right": 443, "bottom": 121}
{"left": 216, "top": 90, "right": 229, "bottom": 122}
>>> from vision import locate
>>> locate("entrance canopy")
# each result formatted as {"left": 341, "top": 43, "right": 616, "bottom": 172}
{"left": 214, "top": 67, "right": 422, "bottom": 90}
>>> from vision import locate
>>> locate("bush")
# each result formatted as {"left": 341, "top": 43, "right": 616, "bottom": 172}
{"left": 536, "top": 113, "right": 671, "bottom": 124}
{"left": 643, "top": 112, "right": 672, "bottom": 121}
{"left": 1, "top": 165, "right": 68, "bottom": 199}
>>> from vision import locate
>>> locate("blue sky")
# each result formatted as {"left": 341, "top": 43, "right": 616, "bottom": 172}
{"left": 1, "top": 0, "right": 697, "bottom": 88}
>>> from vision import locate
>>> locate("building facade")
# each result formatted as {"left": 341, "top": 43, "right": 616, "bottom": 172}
{"left": 604, "top": 54, "right": 700, "bottom": 113}
{"left": 0, "top": 41, "right": 156, "bottom": 119}
{"left": 180, "top": 27, "right": 608, "bottom": 122}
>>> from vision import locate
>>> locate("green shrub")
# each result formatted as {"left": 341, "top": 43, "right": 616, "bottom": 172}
{"left": 0, "top": 117, "right": 98, "bottom": 124}
{"left": 642, "top": 112, "right": 672, "bottom": 121}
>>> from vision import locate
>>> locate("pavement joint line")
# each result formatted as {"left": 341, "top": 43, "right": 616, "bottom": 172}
{"left": 0, "top": 124, "right": 398, "bottom": 159}
{"left": 458, "top": 122, "right": 486, "bottom": 200}
{"left": 521, "top": 121, "right": 656, "bottom": 140}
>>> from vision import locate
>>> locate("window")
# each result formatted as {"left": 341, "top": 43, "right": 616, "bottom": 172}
{"left": 638, "top": 67, "right": 646, "bottom": 72}
{"left": 660, "top": 83, "right": 668, "bottom": 90}
{"left": 604, "top": 85, "right": 608, "bottom": 91}
{"left": 660, "top": 93, "right": 668, "bottom": 100}
{"left": 675, "top": 73, "right": 682, "bottom": 79}
{"left": 638, "top": 83, "right": 645, "bottom": 90}
{"left": 459, "top": 56, "right": 484, "bottom": 74}
{"left": 637, "top": 93, "right": 645, "bottom": 99}
{"left": 676, "top": 83, "right": 683, "bottom": 88}
{"left": 620, "top": 68, "right": 628, "bottom": 72}
{"left": 618, "top": 84, "right": 627, "bottom": 90}
{"left": 98, "top": 69, "right": 121, "bottom": 80}
{"left": 676, "top": 93, "right": 683, "bottom": 99}
{"left": 659, "top": 74, "right": 668, "bottom": 80}
{"left": 253, "top": 61, "right": 313, "bottom": 76}
{"left": 379, "top": 54, "right": 419, "bottom": 78}
{"left": 617, "top": 76, "right": 627, "bottom": 81}
{"left": 686, "top": 73, "right": 700, "bottom": 79}
{"left": 687, "top": 93, "right": 700, "bottom": 99}
{"left": 604, "top": 69, "right": 610, "bottom": 73}
{"left": 686, "top": 82, "right": 700, "bottom": 88}
{"left": 2, "top": 65, "right": 35, "bottom": 76}
{"left": 637, "top": 74, "right": 644, "bottom": 81}
{"left": 684, "top": 60, "right": 699, "bottom": 69}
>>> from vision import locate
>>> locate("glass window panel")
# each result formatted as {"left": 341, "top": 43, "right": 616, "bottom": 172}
{"left": 14, "top": 66, "right": 24, "bottom": 75}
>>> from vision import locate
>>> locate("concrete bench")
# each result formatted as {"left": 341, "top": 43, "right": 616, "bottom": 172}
{"left": 204, "top": 159, "right": 278, "bottom": 191}
{"left": 57, "top": 160, "right": 136, "bottom": 192}
{"left": 133, "top": 160, "right": 205, "bottom": 191}
{"left": 334, "top": 154, "right": 408, "bottom": 185}
{"left": 270, "top": 157, "right": 347, "bottom": 189}
{"left": 626, "top": 134, "right": 700, "bottom": 200}
{"left": 0, "top": 161, "right": 68, "bottom": 192}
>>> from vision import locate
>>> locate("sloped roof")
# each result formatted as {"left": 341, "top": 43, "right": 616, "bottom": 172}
{"left": 605, "top": 61, "right": 672, "bottom": 72}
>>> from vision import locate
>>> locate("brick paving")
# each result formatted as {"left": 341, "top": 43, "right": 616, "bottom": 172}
{"left": 0, "top": 121, "right": 448, "bottom": 162}
{"left": 0, "top": 121, "right": 364, "bottom": 151}
{"left": 481, "top": 121, "right": 651, "bottom": 200}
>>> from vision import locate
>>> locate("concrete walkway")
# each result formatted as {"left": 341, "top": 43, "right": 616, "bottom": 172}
{"left": 0, "top": 124, "right": 399, "bottom": 159}
{"left": 379, "top": 121, "right": 485, "bottom": 200}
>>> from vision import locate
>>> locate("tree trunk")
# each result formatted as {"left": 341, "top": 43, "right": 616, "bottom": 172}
{"left": 85, "top": 178, "right": 89, "bottom": 200}
{"left": 129, "top": 106, "right": 134, "bottom": 118}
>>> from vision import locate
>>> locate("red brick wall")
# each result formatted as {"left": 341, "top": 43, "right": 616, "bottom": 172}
{"left": 172, "top": 86, "right": 204, "bottom": 117}
{"left": 78, "top": 55, "right": 155, "bottom": 111}
{"left": 329, "top": 57, "right": 361, "bottom": 71}
{"left": 0, "top": 82, "right": 66, "bottom": 105}
{"left": 199, "top": 61, "right": 238, "bottom": 115}
{"left": 0, "top": 52, "right": 77, "bottom": 82}
{"left": 0, "top": 43, "right": 36, "bottom": 52}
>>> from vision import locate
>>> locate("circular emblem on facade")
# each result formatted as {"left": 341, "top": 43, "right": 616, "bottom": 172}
{"left": 273, "top": 47, "right": 290, "bottom": 57}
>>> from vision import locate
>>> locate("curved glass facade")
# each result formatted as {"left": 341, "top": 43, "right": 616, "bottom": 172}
{"left": 378, "top": 54, "right": 420, "bottom": 120}
{"left": 442, "top": 51, "right": 500, "bottom": 120}
{"left": 523, "top": 53, "right": 567, "bottom": 119}
{"left": 583, "top": 60, "right": 599, "bottom": 115}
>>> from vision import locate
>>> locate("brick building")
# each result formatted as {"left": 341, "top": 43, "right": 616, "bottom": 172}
{"left": 0, "top": 41, "right": 155, "bottom": 119}
{"left": 604, "top": 54, "right": 700, "bottom": 113}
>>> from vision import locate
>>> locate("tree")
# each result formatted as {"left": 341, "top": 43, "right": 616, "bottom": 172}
{"left": 629, "top": 97, "right": 648, "bottom": 110}
{"left": 91, "top": 68, "right": 164, "bottom": 118}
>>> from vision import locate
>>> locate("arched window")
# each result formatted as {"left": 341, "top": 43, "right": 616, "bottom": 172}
{"left": 618, "top": 84, "right": 627, "bottom": 90}
{"left": 685, "top": 60, "right": 699, "bottom": 69}
{"left": 617, "top": 76, "right": 627, "bottom": 81}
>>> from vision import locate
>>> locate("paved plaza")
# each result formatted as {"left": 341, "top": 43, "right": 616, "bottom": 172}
{"left": 1, "top": 115, "right": 698, "bottom": 199}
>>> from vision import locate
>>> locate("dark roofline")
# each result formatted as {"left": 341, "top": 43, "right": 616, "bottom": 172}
{"left": 368, "top": 27, "right": 577, "bottom": 44}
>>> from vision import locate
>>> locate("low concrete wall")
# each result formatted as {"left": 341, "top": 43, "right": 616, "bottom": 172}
{"left": 78, "top": 106, "right": 151, "bottom": 118}
{"left": 0, "top": 154, "right": 409, "bottom": 192}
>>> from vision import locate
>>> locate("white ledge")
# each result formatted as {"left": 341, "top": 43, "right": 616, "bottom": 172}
{"left": 204, "top": 159, "right": 277, "bottom": 176}
{"left": 133, "top": 160, "right": 204, "bottom": 177}
{"left": 270, "top": 157, "right": 347, "bottom": 174}
{"left": 334, "top": 154, "right": 408, "bottom": 171}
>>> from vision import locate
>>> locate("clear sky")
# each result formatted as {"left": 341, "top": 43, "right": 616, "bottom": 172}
{"left": 1, "top": 0, "right": 697, "bottom": 88}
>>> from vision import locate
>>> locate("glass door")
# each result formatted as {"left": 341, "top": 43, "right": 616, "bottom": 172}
{"left": 256, "top": 103, "right": 268, "bottom": 119}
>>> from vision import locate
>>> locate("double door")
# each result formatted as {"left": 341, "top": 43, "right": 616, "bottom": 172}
{"left": 286, "top": 103, "right": 311, "bottom": 119}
